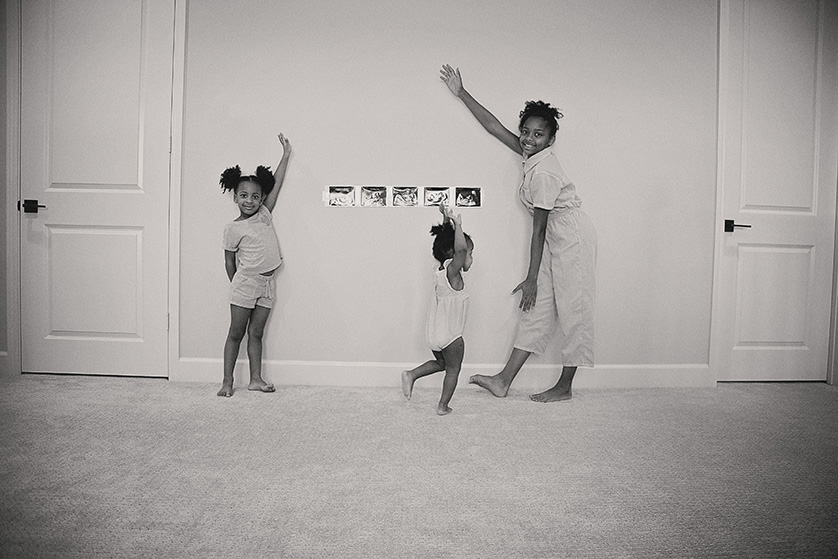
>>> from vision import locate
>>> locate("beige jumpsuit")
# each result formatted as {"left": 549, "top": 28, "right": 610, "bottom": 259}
{"left": 514, "top": 149, "right": 597, "bottom": 367}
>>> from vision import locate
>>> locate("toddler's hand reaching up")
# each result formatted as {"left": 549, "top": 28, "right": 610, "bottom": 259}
{"left": 439, "top": 200, "right": 449, "bottom": 220}
{"left": 439, "top": 202, "right": 461, "bottom": 227}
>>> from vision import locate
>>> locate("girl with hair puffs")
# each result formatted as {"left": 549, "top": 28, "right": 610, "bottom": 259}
{"left": 218, "top": 133, "right": 291, "bottom": 397}
{"left": 440, "top": 64, "right": 597, "bottom": 403}
{"left": 402, "top": 202, "right": 474, "bottom": 415}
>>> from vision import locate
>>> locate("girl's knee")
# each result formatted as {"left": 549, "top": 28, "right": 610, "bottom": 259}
{"left": 444, "top": 366, "right": 461, "bottom": 378}
{"left": 247, "top": 307, "right": 270, "bottom": 339}
{"left": 226, "top": 327, "right": 246, "bottom": 343}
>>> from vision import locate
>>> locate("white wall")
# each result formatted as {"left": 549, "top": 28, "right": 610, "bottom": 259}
{"left": 176, "top": 0, "right": 719, "bottom": 387}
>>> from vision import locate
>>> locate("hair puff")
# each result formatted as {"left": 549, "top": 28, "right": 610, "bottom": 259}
{"left": 254, "top": 165, "right": 276, "bottom": 197}
{"left": 219, "top": 165, "right": 242, "bottom": 193}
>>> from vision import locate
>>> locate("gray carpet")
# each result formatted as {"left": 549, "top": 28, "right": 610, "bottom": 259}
{"left": 1, "top": 374, "right": 836, "bottom": 558}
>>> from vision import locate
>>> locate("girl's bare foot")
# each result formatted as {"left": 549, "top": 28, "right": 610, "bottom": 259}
{"left": 247, "top": 379, "right": 276, "bottom": 393}
{"left": 401, "top": 370, "right": 415, "bottom": 400}
{"left": 468, "top": 374, "right": 510, "bottom": 398}
{"left": 217, "top": 384, "right": 234, "bottom": 397}
{"left": 437, "top": 405, "right": 452, "bottom": 415}
{"left": 530, "top": 386, "right": 572, "bottom": 403}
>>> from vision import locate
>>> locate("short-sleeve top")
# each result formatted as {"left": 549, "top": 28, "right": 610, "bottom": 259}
{"left": 518, "top": 148, "right": 582, "bottom": 215}
{"left": 222, "top": 205, "right": 282, "bottom": 274}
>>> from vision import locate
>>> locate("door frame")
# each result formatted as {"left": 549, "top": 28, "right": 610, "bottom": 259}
{"left": 167, "top": 0, "right": 186, "bottom": 381}
{"left": 4, "top": 0, "right": 22, "bottom": 377}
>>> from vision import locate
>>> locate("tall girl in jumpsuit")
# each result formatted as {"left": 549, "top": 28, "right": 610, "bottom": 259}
{"left": 440, "top": 64, "right": 597, "bottom": 403}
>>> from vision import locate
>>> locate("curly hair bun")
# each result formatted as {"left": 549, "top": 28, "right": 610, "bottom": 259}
{"left": 254, "top": 165, "right": 276, "bottom": 196}
{"left": 518, "top": 100, "right": 564, "bottom": 137}
{"left": 219, "top": 165, "right": 242, "bottom": 193}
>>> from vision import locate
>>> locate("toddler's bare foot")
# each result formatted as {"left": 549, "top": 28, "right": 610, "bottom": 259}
{"left": 401, "top": 370, "right": 415, "bottom": 400}
{"left": 217, "top": 384, "right": 234, "bottom": 397}
{"left": 437, "top": 405, "right": 452, "bottom": 415}
{"left": 469, "top": 374, "right": 509, "bottom": 398}
{"left": 530, "top": 386, "right": 572, "bottom": 403}
{"left": 247, "top": 379, "right": 276, "bottom": 393}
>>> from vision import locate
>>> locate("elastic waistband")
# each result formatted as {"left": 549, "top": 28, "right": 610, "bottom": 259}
{"left": 235, "top": 271, "right": 274, "bottom": 283}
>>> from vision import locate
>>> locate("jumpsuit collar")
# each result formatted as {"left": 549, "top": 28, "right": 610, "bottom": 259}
{"left": 522, "top": 148, "right": 553, "bottom": 174}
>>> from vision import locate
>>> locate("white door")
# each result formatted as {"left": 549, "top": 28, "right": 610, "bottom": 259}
{"left": 713, "top": 0, "right": 838, "bottom": 381}
{"left": 19, "top": 0, "right": 174, "bottom": 376}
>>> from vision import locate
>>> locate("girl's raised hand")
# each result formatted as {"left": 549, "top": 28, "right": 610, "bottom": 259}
{"left": 277, "top": 133, "right": 292, "bottom": 158}
{"left": 439, "top": 64, "right": 463, "bottom": 97}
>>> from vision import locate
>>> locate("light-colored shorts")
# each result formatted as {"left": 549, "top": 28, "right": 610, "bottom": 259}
{"left": 230, "top": 272, "right": 275, "bottom": 309}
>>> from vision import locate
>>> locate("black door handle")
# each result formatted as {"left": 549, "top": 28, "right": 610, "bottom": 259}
{"left": 18, "top": 199, "right": 47, "bottom": 213}
{"left": 724, "top": 219, "right": 751, "bottom": 232}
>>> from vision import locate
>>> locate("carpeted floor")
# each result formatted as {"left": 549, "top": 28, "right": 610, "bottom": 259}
{"left": 1, "top": 374, "right": 837, "bottom": 558}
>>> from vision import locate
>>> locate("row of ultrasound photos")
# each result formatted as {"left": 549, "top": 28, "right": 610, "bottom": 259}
{"left": 326, "top": 185, "right": 482, "bottom": 208}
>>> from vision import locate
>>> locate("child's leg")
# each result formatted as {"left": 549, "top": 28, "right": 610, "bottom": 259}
{"left": 219, "top": 304, "right": 253, "bottom": 397}
{"left": 402, "top": 351, "right": 446, "bottom": 399}
{"left": 246, "top": 305, "right": 275, "bottom": 392}
{"left": 437, "top": 337, "right": 464, "bottom": 415}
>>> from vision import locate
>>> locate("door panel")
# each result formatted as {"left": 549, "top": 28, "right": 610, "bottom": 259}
{"left": 715, "top": 0, "right": 838, "bottom": 381}
{"left": 20, "top": 0, "right": 173, "bottom": 376}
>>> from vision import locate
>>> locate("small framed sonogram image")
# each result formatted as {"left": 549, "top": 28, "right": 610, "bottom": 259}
{"left": 392, "top": 186, "right": 419, "bottom": 207}
{"left": 423, "top": 187, "right": 450, "bottom": 207}
{"left": 328, "top": 186, "right": 355, "bottom": 207}
{"left": 360, "top": 186, "right": 387, "bottom": 207}
{"left": 455, "top": 187, "right": 482, "bottom": 208}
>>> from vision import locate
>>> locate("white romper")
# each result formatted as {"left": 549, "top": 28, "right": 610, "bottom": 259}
{"left": 425, "top": 259, "right": 469, "bottom": 352}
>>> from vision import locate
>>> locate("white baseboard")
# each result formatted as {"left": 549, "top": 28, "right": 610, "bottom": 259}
{"left": 171, "top": 358, "right": 715, "bottom": 388}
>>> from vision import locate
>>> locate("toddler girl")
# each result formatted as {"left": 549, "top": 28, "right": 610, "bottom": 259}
{"left": 402, "top": 203, "right": 474, "bottom": 415}
{"left": 218, "top": 134, "right": 291, "bottom": 397}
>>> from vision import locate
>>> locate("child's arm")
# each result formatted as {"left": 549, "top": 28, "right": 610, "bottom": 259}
{"left": 263, "top": 133, "right": 292, "bottom": 213}
{"left": 225, "top": 250, "right": 237, "bottom": 282}
{"left": 440, "top": 64, "right": 522, "bottom": 155}
{"left": 439, "top": 200, "right": 451, "bottom": 224}
{"left": 445, "top": 209, "right": 468, "bottom": 289}
{"left": 512, "top": 208, "right": 549, "bottom": 312}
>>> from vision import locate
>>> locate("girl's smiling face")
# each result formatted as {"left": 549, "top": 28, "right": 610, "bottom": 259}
{"left": 234, "top": 180, "right": 263, "bottom": 218}
{"left": 519, "top": 116, "right": 555, "bottom": 158}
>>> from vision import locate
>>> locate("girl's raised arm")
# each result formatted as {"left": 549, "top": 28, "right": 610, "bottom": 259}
{"left": 264, "top": 133, "right": 292, "bottom": 212}
{"left": 440, "top": 64, "right": 522, "bottom": 155}
{"left": 443, "top": 204, "right": 468, "bottom": 288}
